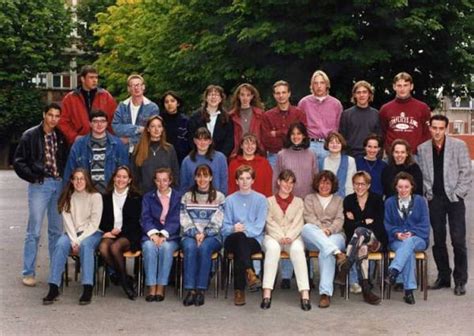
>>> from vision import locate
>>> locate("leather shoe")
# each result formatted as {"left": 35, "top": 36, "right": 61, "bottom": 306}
{"left": 234, "top": 289, "right": 246, "bottom": 306}
{"left": 429, "top": 278, "right": 451, "bottom": 290}
{"left": 260, "top": 297, "right": 271, "bottom": 310}
{"left": 145, "top": 295, "right": 156, "bottom": 302}
{"left": 318, "top": 294, "right": 330, "bottom": 308}
{"left": 183, "top": 291, "right": 195, "bottom": 306}
{"left": 194, "top": 291, "right": 205, "bottom": 306}
{"left": 156, "top": 294, "right": 165, "bottom": 302}
{"left": 403, "top": 292, "right": 416, "bottom": 305}
{"left": 300, "top": 298, "right": 312, "bottom": 311}
{"left": 335, "top": 252, "right": 347, "bottom": 266}
{"left": 454, "top": 283, "right": 466, "bottom": 296}
{"left": 246, "top": 269, "right": 261, "bottom": 291}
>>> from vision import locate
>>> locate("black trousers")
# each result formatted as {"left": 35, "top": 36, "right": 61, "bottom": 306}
{"left": 224, "top": 232, "right": 261, "bottom": 290}
{"left": 429, "top": 195, "right": 468, "bottom": 284}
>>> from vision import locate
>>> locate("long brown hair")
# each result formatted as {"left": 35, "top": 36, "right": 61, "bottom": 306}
{"left": 388, "top": 139, "right": 414, "bottom": 166}
{"left": 134, "top": 115, "right": 171, "bottom": 167}
{"left": 230, "top": 83, "right": 264, "bottom": 113}
{"left": 199, "top": 85, "right": 229, "bottom": 124}
{"left": 190, "top": 127, "right": 215, "bottom": 161}
{"left": 189, "top": 164, "right": 217, "bottom": 203}
{"left": 58, "top": 168, "right": 97, "bottom": 213}
{"left": 105, "top": 165, "right": 141, "bottom": 195}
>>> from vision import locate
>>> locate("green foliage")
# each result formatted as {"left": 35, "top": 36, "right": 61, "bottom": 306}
{"left": 93, "top": 0, "right": 473, "bottom": 111}
{"left": 0, "top": 0, "right": 72, "bottom": 141}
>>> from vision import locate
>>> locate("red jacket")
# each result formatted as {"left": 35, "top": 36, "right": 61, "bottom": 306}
{"left": 229, "top": 106, "right": 265, "bottom": 157}
{"left": 59, "top": 87, "right": 117, "bottom": 144}
{"left": 261, "top": 105, "right": 307, "bottom": 153}
{"left": 228, "top": 155, "right": 273, "bottom": 197}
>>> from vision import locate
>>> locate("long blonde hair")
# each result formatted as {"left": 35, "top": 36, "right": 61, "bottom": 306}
{"left": 134, "top": 115, "right": 171, "bottom": 167}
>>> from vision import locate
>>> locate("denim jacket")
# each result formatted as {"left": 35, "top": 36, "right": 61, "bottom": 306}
{"left": 63, "top": 132, "right": 129, "bottom": 184}
{"left": 112, "top": 96, "right": 159, "bottom": 150}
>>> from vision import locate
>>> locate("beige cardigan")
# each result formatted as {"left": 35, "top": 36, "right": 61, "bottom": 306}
{"left": 265, "top": 196, "right": 304, "bottom": 242}
{"left": 303, "top": 193, "right": 344, "bottom": 234}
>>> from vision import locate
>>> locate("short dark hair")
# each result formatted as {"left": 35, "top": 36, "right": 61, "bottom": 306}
{"left": 154, "top": 167, "right": 173, "bottom": 183}
{"left": 312, "top": 170, "right": 339, "bottom": 194}
{"left": 89, "top": 109, "right": 108, "bottom": 122}
{"left": 283, "top": 122, "right": 310, "bottom": 149}
{"left": 393, "top": 171, "right": 416, "bottom": 194}
{"left": 430, "top": 114, "right": 449, "bottom": 127}
{"left": 278, "top": 169, "right": 296, "bottom": 183}
{"left": 80, "top": 65, "right": 98, "bottom": 78}
{"left": 363, "top": 133, "right": 382, "bottom": 148}
{"left": 44, "top": 103, "right": 61, "bottom": 114}
{"left": 324, "top": 131, "right": 347, "bottom": 151}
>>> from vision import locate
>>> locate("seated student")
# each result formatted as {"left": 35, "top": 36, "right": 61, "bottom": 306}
{"left": 319, "top": 131, "right": 357, "bottom": 198}
{"left": 355, "top": 134, "right": 387, "bottom": 195}
{"left": 98, "top": 166, "right": 142, "bottom": 300}
{"left": 228, "top": 133, "right": 272, "bottom": 197}
{"left": 131, "top": 115, "right": 179, "bottom": 194}
{"left": 301, "top": 170, "right": 347, "bottom": 309}
{"left": 181, "top": 164, "right": 225, "bottom": 307}
{"left": 261, "top": 169, "right": 311, "bottom": 311}
{"left": 384, "top": 172, "right": 430, "bottom": 305}
{"left": 180, "top": 127, "right": 228, "bottom": 195}
{"left": 335, "top": 171, "right": 387, "bottom": 305}
{"left": 141, "top": 168, "right": 181, "bottom": 302}
{"left": 381, "top": 139, "right": 423, "bottom": 198}
{"left": 222, "top": 165, "right": 267, "bottom": 306}
{"left": 43, "top": 169, "right": 103, "bottom": 305}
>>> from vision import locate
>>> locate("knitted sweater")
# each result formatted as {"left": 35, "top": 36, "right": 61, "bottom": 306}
{"left": 62, "top": 191, "right": 103, "bottom": 244}
{"left": 303, "top": 193, "right": 344, "bottom": 235}
{"left": 355, "top": 157, "right": 387, "bottom": 196}
{"left": 228, "top": 155, "right": 273, "bottom": 197}
{"left": 265, "top": 195, "right": 304, "bottom": 242}
{"left": 180, "top": 191, "right": 225, "bottom": 243}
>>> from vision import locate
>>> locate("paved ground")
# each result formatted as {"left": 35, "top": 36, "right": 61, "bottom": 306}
{"left": 1, "top": 169, "right": 473, "bottom": 335}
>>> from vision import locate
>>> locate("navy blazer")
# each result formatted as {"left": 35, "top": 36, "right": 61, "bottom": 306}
{"left": 140, "top": 188, "right": 181, "bottom": 242}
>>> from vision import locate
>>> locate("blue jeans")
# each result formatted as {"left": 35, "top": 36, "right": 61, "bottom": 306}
{"left": 389, "top": 236, "right": 427, "bottom": 290}
{"left": 309, "top": 141, "right": 328, "bottom": 167}
{"left": 182, "top": 236, "right": 222, "bottom": 290}
{"left": 142, "top": 239, "right": 179, "bottom": 286}
{"left": 301, "top": 224, "right": 345, "bottom": 296}
{"left": 48, "top": 231, "right": 102, "bottom": 286}
{"left": 23, "top": 178, "right": 63, "bottom": 276}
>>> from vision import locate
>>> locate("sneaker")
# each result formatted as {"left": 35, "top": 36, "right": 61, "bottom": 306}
{"left": 22, "top": 276, "right": 36, "bottom": 287}
{"left": 350, "top": 283, "right": 362, "bottom": 294}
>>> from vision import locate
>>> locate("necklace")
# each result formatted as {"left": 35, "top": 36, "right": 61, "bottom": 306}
{"left": 150, "top": 144, "right": 160, "bottom": 156}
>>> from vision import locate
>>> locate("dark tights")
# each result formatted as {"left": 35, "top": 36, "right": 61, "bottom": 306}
{"left": 99, "top": 237, "right": 131, "bottom": 282}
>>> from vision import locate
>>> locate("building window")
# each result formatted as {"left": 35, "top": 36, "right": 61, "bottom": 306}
{"left": 452, "top": 120, "right": 464, "bottom": 134}
{"left": 53, "top": 74, "right": 62, "bottom": 88}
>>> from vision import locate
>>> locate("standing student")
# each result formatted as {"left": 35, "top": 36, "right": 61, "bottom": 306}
{"left": 355, "top": 134, "right": 387, "bottom": 195}
{"left": 14, "top": 103, "right": 68, "bottom": 287}
{"left": 132, "top": 115, "right": 179, "bottom": 193}
{"left": 418, "top": 115, "right": 472, "bottom": 296}
{"left": 42, "top": 169, "right": 103, "bottom": 305}
{"left": 112, "top": 74, "right": 159, "bottom": 154}
{"left": 223, "top": 165, "right": 267, "bottom": 306}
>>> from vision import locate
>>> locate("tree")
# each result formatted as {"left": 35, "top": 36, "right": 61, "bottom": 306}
{"left": 94, "top": 0, "right": 473, "bottom": 111}
{"left": 0, "top": 0, "right": 72, "bottom": 166}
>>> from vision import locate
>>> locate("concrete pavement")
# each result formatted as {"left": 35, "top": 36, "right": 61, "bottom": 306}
{"left": 1, "top": 170, "right": 473, "bottom": 335}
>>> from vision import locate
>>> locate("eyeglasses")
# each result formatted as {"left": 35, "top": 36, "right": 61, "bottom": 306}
{"left": 129, "top": 83, "right": 143, "bottom": 88}
{"left": 354, "top": 182, "right": 368, "bottom": 187}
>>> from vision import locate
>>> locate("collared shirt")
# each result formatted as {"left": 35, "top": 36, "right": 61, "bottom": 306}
{"left": 297, "top": 95, "right": 343, "bottom": 139}
{"left": 44, "top": 131, "right": 59, "bottom": 177}
{"left": 157, "top": 189, "right": 172, "bottom": 224}
{"left": 206, "top": 111, "right": 221, "bottom": 137}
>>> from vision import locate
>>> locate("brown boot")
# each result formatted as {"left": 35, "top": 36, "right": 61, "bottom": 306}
{"left": 234, "top": 289, "right": 246, "bottom": 306}
{"left": 335, "top": 252, "right": 347, "bottom": 266}
{"left": 246, "top": 268, "right": 261, "bottom": 290}
{"left": 362, "top": 280, "right": 381, "bottom": 305}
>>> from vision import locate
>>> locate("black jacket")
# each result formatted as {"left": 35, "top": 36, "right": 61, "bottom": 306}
{"left": 99, "top": 191, "right": 143, "bottom": 252}
{"left": 187, "top": 109, "right": 234, "bottom": 157}
{"left": 13, "top": 123, "right": 68, "bottom": 183}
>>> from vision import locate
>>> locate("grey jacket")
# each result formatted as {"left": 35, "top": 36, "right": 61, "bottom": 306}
{"left": 417, "top": 136, "right": 471, "bottom": 202}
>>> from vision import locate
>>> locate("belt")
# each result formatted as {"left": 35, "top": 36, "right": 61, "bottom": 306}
{"left": 310, "top": 138, "right": 325, "bottom": 142}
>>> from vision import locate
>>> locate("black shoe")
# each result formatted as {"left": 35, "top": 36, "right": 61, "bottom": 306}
{"left": 393, "top": 283, "right": 404, "bottom": 292}
{"left": 183, "top": 291, "right": 195, "bottom": 306}
{"left": 280, "top": 279, "right": 291, "bottom": 289}
{"left": 79, "top": 285, "right": 93, "bottom": 305}
{"left": 429, "top": 278, "right": 451, "bottom": 290}
{"left": 121, "top": 281, "right": 137, "bottom": 300}
{"left": 145, "top": 295, "right": 157, "bottom": 302}
{"left": 156, "top": 294, "right": 165, "bottom": 302}
{"left": 385, "top": 268, "right": 399, "bottom": 286}
{"left": 454, "top": 283, "right": 466, "bottom": 296}
{"left": 403, "top": 292, "right": 416, "bottom": 305}
{"left": 42, "top": 284, "right": 59, "bottom": 305}
{"left": 260, "top": 297, "right": 271, "bottom": 310}
{"left": 300, "top": 298, "right": 312, "bottom": 311}
{"left": 109, "top": 272, "right": 120, "bottom": 286}
{"left": 194, "top": 291, "right": 205, "bottom": 306}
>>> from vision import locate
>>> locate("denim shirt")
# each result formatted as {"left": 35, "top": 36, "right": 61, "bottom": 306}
{"left": 112, "top": 96, "right": 160, "bottom": 149}
{"left": 63, "top": 132, "right": 129, "bottom": 185}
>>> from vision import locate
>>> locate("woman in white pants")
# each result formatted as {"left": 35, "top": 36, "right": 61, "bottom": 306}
{"left": 261, "top": 169, "right": 311, "bottom": 311}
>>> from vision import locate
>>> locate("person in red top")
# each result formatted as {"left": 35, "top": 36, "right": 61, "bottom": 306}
{"left": 379, "top": 72, "right": 431, "bottom": 155}
{"left": 261, "top": 80, "right": 307, "bottom": 169}
{"left": 228, "top": 133, "right": 272, "bottom": 197}
{"left": 59, "top": 65, "right": 117, "bottom": 145}
{"left": 229, "top": 83, "right": 265, "bottom": 157}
